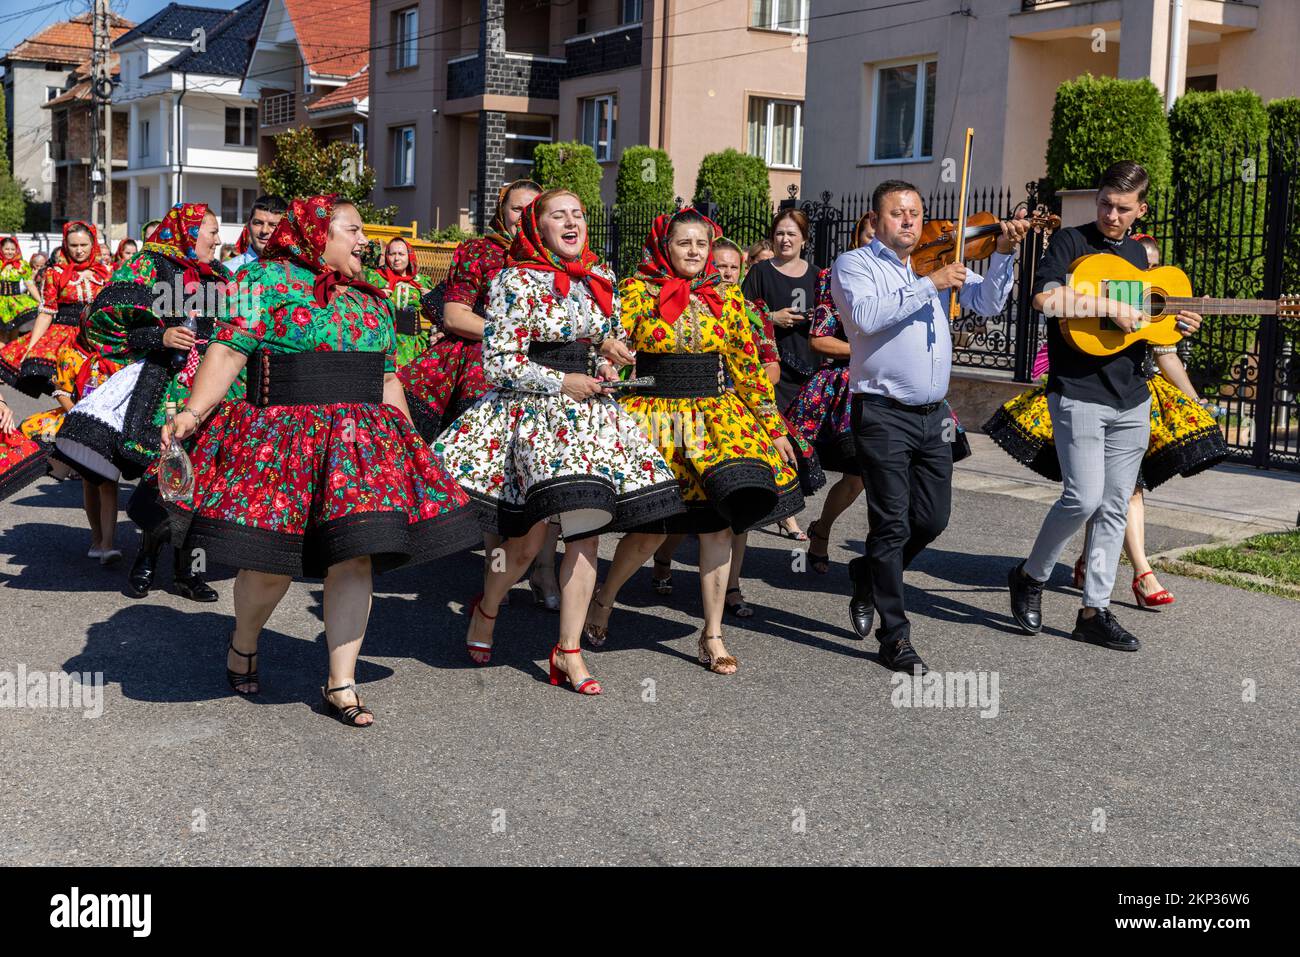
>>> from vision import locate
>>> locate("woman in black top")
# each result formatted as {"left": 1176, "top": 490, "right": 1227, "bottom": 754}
{"left": 742, "top": 209, "right": 819, "bottom": 411}
{"left": 741, "top": 210, "right": 818, "bottom": 539}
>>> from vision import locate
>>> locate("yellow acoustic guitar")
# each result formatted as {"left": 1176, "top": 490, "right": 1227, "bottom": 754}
{"left": 1061, "top": 254, "right": 1300, "bottom": 357}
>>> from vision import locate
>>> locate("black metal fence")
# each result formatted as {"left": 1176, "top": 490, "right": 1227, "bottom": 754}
{"left": 585, "top": 163, "right": 1298, "bottom": 471}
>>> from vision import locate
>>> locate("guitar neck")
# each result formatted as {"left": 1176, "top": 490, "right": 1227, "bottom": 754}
{"left": 1163, "top": 296, "right": 1277, "bottom": 316}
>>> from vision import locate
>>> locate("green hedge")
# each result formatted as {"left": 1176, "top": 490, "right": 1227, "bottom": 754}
{"left": 692, "top": 148, "right": 771, "bottom": 210}
{"left": 1045, "top": 75, "right": 1171, "bottom": 192}
{"left": 1267, "top": 98, "right": 1300, "bottom": 296}
{"left": 616, "top": 146, "right": 675, "bottom": 208}
{"left": 532, "top": 141, "right": 604, "bottom": 214}
{"left": 1169, "top": 89, "right": 1269, "bottom": 178}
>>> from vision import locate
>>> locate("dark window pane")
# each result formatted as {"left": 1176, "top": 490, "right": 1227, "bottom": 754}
{"left": 922, "top": 61, "right": 936, "bottom": 158}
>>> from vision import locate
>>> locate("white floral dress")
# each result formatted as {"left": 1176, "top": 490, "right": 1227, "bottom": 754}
{"left": 434, "top": 264, "right": 684, "bottom": 539}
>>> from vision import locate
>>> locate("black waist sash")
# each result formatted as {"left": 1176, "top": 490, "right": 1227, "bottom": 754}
{"left": 394, "top": 307, "right": 419, "bottom": 337}
{"left": 633, "top": 353, "right": 724, "bottom": 398}
{"left": 54, "top": 302, "right": 83, "bottom": 326}
{"left": 245, "top": 350, "right": 385, "bottom": 407}
{"left": 0, "top": 280, "right": 23, "bottom": 297}
{"left": 531, "top": 339, "right": 596, "bottom": 375}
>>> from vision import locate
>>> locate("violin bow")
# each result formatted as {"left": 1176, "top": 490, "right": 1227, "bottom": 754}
{"left": 950, "top": 127, "right": 975, "bottom": 321}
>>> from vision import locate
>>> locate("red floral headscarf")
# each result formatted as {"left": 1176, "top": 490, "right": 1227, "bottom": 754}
{"left": 636, "top": 207, "right": 725, "bottom": 324}
{"left": 487, "top": 179, "right": 542, "bottom": 251}
{"left": 0, "top": 236, "right": 22, "bottom": 269}
{"left": 56, "top": 221, "right": 109, "bottom": 285}
{"left": 378, "top": 237, "right": 418, "bottom": 290}
{"left": 507, "top": 192, "right": 613, "bottom": 317}
{"left": 142, "top": 202, "right": 220, "bottom": 286}
{"left": 232, "top": 226, "right": 251, "bottom": 255}
{"left": 113, "top": 238, "right": 137, "bottom": 263}
{"left": 263, "top": 194, "right": 383, "bottom": 307}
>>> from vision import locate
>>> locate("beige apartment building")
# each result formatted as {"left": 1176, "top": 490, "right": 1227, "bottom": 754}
{"left": 369, "top": 0, "right": 808, "bottom": 232}
{"left": 803, "top": 0, "right": 1300, "bottom": 201}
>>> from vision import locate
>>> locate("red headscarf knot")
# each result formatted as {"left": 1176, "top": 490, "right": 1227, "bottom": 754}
{"left": 506, "top": 194, "right": 614, "bottom": 317}
{"left": 263, "top": 194, "right": 384, "bottom": 307}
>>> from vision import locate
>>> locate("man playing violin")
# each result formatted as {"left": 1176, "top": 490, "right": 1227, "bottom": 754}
{"left": 831, "top": 179, "right": 1030, "bottom": 674}
{"left": 1008, "top": 160, "right": 1202, "bottom": 652}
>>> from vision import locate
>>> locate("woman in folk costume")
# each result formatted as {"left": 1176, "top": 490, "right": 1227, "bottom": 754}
{"left": 113, "top": 239, "right": 139, "bottom": 266}
{"left": 19, "top": 312, "right": 124, "bottom": 562}
{"left": 0, "top": 222, "right": 111, "bottom": 396}
{"left": 434, "top": 189, "right": 683, "bottom": 695}
{"left": 399, "top": 179, "right": 567, "bottom": 609}
{"left": 643, "top": 235, "right": 823, "bottom": 618}
{"left": 376, "top": 237, "right": 434, "bottom": 368}
{"left": 164, "top": 195, "right": 480, "bottom": 726}
{"left": 581, "top": 208, "right": 803, "bottom": 675}
{"left": 785, "top": 212, "right": 874, "bottom": 575}
{"left": 0, "top": 236, "right": 42, "bottom": 343}
{"left": 55, "top": 203, "right": 235, "bottom": 601}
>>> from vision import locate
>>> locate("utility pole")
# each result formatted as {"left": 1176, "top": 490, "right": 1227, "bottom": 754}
{"left": 90, "top": 0, "right": 114, "bottom": 242}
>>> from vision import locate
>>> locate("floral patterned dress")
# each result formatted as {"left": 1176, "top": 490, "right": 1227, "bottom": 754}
{"left": 398, "top": 237, "right": 502, "bottom": 442}
{"left": 785, "top": 267, "right": 859, "bottom": 475}
{"left": 0, "top": 259, "right": 109, "bottom": 397}
{"left": 55, "top": 249, "right": 241, "bottom": 481}
{"left": 171, "top": 259, "right": 481, "bottom": 577}
{"left": 19, "top": 338, "right": 120, "bottom": 444}
{"left": 0, "top": 258, "right": 40, "bottom": 329}
{"left": 434, "top": 265, "right": 684, "bottom": 540}
{"left": 618, "top": 278, "right": 804, "bottom": 534}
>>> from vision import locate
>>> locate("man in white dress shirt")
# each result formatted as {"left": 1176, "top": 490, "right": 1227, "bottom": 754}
{"left": 831, "top": 180, "right": 1029, "bottom": 673}
{"left": 223, "top": 195, "right": 286, "bottom": 276}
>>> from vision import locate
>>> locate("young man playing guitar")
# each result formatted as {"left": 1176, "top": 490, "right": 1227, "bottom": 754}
{"left": 1008, "top": 161, "right": 1202, "bottom": 651}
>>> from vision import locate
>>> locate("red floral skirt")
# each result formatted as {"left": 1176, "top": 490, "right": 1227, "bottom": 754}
{"left": 171, "top": 399, "right": 482, "bottom": 577}
{"left": 0, "top": 429, "right": 49, "bottom": 502}
{"left": 398, "top": 334, "right": 489, "bottom": 444}
{"left": 0, "top": 322, "right": 81, "bottom": 397}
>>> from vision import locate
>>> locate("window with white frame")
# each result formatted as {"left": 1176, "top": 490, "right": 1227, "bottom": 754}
{"left": 220, "top": 187, "right": 259, "bottom": 224}
{"left": 391, "top": 125, "right": 416, "bottom": 186}
{"left": 579, "top": 95, "right": 615, "bottom": 163}
{"left": 225, "top": 106, "right": 257, "bottom": 146}
{"left": 747, "top": 96, "right": 803, "bottom": 169}
{"left": 505, "top": 115, "right": 552, "bottom": 171}
{"left": 750, "top": 0, "right": 808, "bottom": 34}
{"left": 870, "top": 57, "right": 936, "bottom": 163}
{"left": 394, "top": 7, "right": 419, "bottom": 70}
{"left": 620, "top": 0, "right": 643, "bottom": 24}
{"left": 45, "top": 86, "right": 61, "bottom": 102}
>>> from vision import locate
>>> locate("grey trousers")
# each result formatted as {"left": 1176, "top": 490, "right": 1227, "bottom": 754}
{"left": 1024, "top": 392, "right": 1151, "bottom": 608}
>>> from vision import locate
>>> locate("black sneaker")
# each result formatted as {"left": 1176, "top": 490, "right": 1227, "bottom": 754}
{"left": 880, "top": 636, "right": 928, "bottom": 674}
{"left": 1008, "top": 562, "right": 1044, "bottom": 634}
{"left": 1070, "top": 608, "right": 1140, "bottom": 652}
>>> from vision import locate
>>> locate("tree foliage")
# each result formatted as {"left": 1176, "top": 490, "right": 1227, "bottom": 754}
{"left": 1045, "top": 75, "right": 1172, "bottom": 192}
{"left": 532, "top": 141, "right": 604, "bottom": 213}
{"left": 692, "top": 148, "right": 771, "bottom": 209}
{"left": 258, "top": 126, "right": 395, "bottom": 224}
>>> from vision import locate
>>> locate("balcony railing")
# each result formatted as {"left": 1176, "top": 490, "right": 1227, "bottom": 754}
{"left": 261, "top": 92, "right": 296, "bottom": 128}
{"left": 563, "top": 23, "right": 641, "bottom": 80}
{"left": 447, "top": 50, "right": 562, "bottom": 101}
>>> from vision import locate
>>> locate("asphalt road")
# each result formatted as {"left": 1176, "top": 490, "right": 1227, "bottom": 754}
{"left": 1, "top": 432, "right": 1296, "bottom": 865}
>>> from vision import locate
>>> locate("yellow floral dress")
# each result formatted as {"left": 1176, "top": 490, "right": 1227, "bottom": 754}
{"left": 618, "top": 278, "right": 803, "bottom": 533}
{"left": 19, "top": 339, "right": 119, "bottom": 443}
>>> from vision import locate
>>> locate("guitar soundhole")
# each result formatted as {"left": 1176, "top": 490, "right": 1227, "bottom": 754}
{"left": 1147, "top": 291, "right": 1166, "bottom": 317}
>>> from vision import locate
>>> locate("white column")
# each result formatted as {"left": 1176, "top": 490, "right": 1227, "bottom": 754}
{"left": 127, "top": 102, "right": 138, "bottom": 167}
{"left": 127, "top": 175, "right": 138, "bottom": 237}
{"left": 159, "top": 173, "right": 169, "bottom": 213}
{"left": 159, "top": 95, "right": 170, "bottom": 166}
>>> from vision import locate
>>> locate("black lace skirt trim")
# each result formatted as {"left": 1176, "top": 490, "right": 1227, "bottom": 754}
{"left": 50, "top": 405, "right": 122, "bottom": 483}
{"left": 0, "top": 443, "right": 49, "bottom": 503}
{"left": 115, "top": 355, "right": 173, "bottom": 478}
{"left": 467, "top": 474, "right": 685, "bottom": 541}
{"left": 171, "top": 501, "right": 483, "bottom": 579}
{"left": 1139, "top": 428, "right": 1230, "bottom": 491}
{"left": 408, "top": 396, "right": 444, "bottom": 445}
{"left": 630, "top": 457, "right": 805, "bottom": 535}
{"left": 983, "top": 405, "right": 1062, "bottom": 481}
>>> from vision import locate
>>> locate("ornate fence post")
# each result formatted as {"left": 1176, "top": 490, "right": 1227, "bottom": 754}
{"left": 1012, "top": 181, "right": 1041, "bottom": 383}
{"left": 1253, "top": 133, "right": 1295, "bottom": 468}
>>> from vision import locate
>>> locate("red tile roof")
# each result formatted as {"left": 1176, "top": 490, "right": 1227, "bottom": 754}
{"left": 282, "top": 0, "right": 369, "bottom": 79}
{"left": 306, "top": 66, "right": 368, "bottom": 114}
{"left": 4, "top": 12, "right": 133, "bottom": 66}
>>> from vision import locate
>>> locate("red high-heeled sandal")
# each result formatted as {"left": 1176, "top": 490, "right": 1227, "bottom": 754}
{"left": 549, "top": 644, "right": 601, "bottom": 695}
{"left": 1072, "top": 555, "right": 1086, "bottom": 589}
{"left": 1132, "top": 571, "right": 1175, "bottom": 608}
{"left": 465, "top": 592, "right": 497, "bottom": 665}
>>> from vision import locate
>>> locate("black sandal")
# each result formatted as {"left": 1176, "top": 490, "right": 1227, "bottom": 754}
{"left": 321, "top": 682, "right": 373, "bottom": 728}
{"left": 651, "top": 556, "right": 673, "bottom": 596}
{"left": 724, "top": 587, "right": 754, "bottom": 618}
{"left": 226, "top": 634, "right": 259, "bottom": 695}
{"left": 807, "top": 519, "right": 831, "bottom": 575}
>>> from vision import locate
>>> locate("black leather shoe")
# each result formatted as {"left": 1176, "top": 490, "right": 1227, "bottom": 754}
{"left": 1071, "top": 608, "right": 1140, "bottom": 652}
{"left": 1008, "top": 562, "right": 1044, "bottom": 634}
{"left": 125, "top": 530, "right": 164, "bottom": 599}
{"left": 880, "top": 636, "right": 928, "bottom": 674}
{"left": 847, "top": 556, "right": 875, "bottom": 639}
{"left": 172, "top": 548, "right": 218, "bottom": 602}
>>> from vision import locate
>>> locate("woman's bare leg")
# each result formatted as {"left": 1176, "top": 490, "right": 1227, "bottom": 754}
{"left": 698, "top": 529, "right": 736, "bottom": 673}
{"left": 322, "top": 556, "right": 375, "bottom": 724}
{"left": 467, "top": 521, "right": 549, "bottom": 662}
{"left": 584, "top": 531, "right": 665, "bottom": 634}
{"left": 229, "top": 568, "right": 294, "bottom": 695}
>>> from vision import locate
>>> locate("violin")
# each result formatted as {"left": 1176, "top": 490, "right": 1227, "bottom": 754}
{"left": 911, "top": 209, "right": 1060, "bottom": 277}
